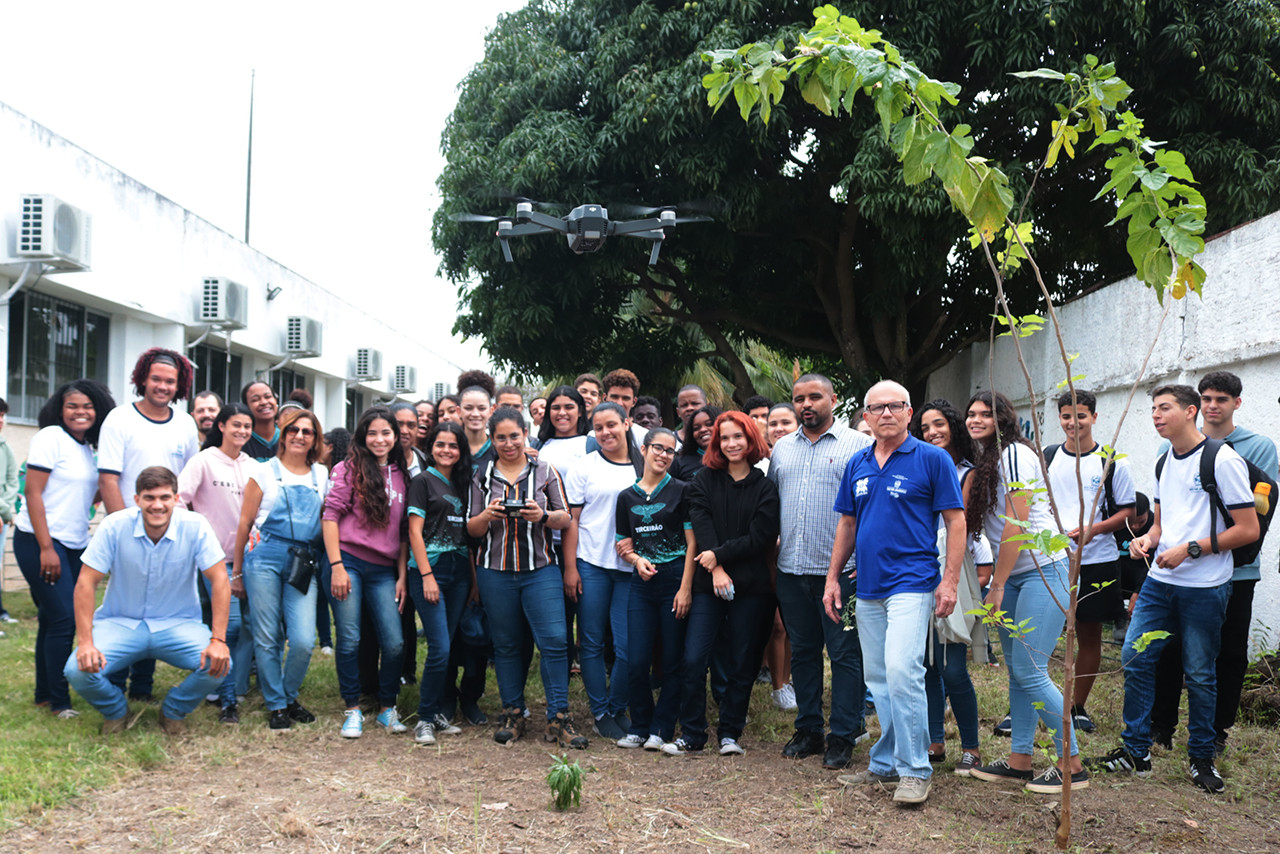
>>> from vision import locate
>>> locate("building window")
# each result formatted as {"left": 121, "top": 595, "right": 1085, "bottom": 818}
{"left": 271, "top": 368, "right": 305, "bottom": 402}
{"left": 190, "top": 343, "right": 242, "bottom": 405}
{"left": 345, "top": 387, "right": 364, "bottom": 432}
{"left": 7, "top": 291, "right": 110, "bottom": 422}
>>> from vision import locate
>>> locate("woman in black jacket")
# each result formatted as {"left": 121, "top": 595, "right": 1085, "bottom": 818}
{"left": 663, "top": 411, "right": 780, "bottom": 757}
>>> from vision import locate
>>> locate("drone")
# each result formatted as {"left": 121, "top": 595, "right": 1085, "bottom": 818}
{"left": 451, "top": 201, "right": 711, "bottom": 265}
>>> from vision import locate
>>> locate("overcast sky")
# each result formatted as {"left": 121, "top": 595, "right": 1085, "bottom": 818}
{"left": 0, "top": 0, "right": 528, "bottom": 373}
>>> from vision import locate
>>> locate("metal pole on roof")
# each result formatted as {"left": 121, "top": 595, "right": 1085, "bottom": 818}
{"left": 245, "top": 69, "right": 255, "bottom": 245}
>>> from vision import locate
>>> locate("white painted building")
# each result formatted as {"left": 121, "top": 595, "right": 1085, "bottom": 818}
{"left": 928, "top": 209, "right": 1280, "bottom": 649}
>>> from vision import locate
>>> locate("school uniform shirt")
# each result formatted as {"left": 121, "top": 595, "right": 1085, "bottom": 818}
{"left": 1046, "top": 442, "right": 1136, "bottom": 566}
{"left": 469, "top": 456, "right": 569, "bottom": 572}
{"left": 97, "top": 403, "right": 200, "bottom": 508}
{"left": 566, "top": 450, "right": 640, "bottom": 571}
{"left": 178, "top": 448, "right": 256, "bottom": 559}
{"left": 243, "top": 428, "right": 280, "bottom": 463}
{"left": 615, "top": 474, "right": 691, "bottom": 565}
{"left": 322, "top": 460, "right": 407, "bottom": 566}
{"left": 834, "top": 434, "right": 964, "bottom": 599}
{"left": 983, "top": 442, "right": 1067, "bottom": 576}
{"left": 249, "top": 461, "right": 330, "bottom": 529}
{"left": 15, "top": 425, "right": 99, "bottom": 548}
{"left": 538, "top": 435, "right": 590, "bottom": 484}
{"left": 406, "top": 467, "right": 470, "bottom": 568}
{"left": 670, "top": 450, "right": 705, "bottom": 482}
{"left": 1152, "top": 438, "right": 1253, "bottom": 588}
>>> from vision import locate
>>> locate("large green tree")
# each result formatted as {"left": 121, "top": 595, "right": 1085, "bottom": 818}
{"left": 434, "top": 0, "right": 1280, "bottom": 400}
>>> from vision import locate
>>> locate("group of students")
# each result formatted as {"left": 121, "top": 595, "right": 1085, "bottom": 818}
{"left": 14, "top": 350, "right": 1273, "bottom": 797}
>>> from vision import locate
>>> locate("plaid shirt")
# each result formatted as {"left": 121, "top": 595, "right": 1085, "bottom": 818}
{"left": 768, "top": 421, "right": 871, "bottom": 575}
{"left": 469, "top": 456, "right": 569, "bottom": 572}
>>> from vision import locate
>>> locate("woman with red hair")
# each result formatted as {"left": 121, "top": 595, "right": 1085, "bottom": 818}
{"left": 663, "top": 411, "right": 780, "bottom": 757}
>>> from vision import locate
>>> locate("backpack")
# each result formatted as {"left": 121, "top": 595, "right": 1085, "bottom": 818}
{"left": 1043, "top": 443, "right": 1125, "bottom": 548}
{"left": 1154, "top": 438, "right": 1276, "bottom": 568}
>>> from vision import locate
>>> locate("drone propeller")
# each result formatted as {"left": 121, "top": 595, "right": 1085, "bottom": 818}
{"left": 449, "top": 212, "right": 511, "bottom": 223}
{"left": 608, "top": 198, "right": 725, "bottom": 218}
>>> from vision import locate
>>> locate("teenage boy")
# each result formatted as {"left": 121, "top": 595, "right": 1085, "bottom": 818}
{"left": 603, "top": 368, "right": 648, "bottom": 446}
{"left": 675, "top": 385, "right": 707, "bottom": 431}
{"left": 1089, "top": 385, "right": 1258, "bottom": 793}
{"left": 575, "top": 374, "right": 603, "bottom": 411}
{"left": 743, "top": 395, "right": 772, "bottom": 441}
{"left": 495, "top": 386, "right": 525, "bottom": 413}
{"left": 1046, "top": 390, "right": 1136, "bottom": 733}
{"left": 1150, "top": 370, "right": 1278, "bottom": 752}
{"left": 240, "top": 381, "right": 279, "bottom": 461}
{"left": 632, "top": 396, "right": 663, "bottom": 432}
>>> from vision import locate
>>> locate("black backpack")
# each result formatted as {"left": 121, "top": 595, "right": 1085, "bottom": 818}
{"left": 1043, "top": 443, "right": 1126, "bottom": 549}
{"left": 1154, "top": 438, "right": 1276, "bottom": 568}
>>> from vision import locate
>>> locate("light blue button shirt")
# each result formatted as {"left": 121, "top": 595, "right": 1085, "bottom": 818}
{"left": 81, "top": 507, "right": 226, "bottom": 632}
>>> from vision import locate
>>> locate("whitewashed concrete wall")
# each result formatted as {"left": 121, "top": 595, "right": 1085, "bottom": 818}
{"left": 927, "top": 209, "right": 1280, "bottom": 649}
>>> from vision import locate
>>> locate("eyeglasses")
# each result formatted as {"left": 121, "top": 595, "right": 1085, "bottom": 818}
{"left": 645, "top": 444, "right": 677, "bottom": 456}
{"left": 284, "top": 425, "right": 315, "bottom": 437}
{"left": 866, "top": 402, "right": 909, "bottom": 415}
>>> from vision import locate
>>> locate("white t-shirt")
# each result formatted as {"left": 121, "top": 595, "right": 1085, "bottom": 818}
{"left": 1047, "top": 443, "right": 1136, "bottom": 566}
{"left": 539, "top": 435, "right": 590, "bottom": 483}
{"left": 1153, "top": 439, "right": 1253, "bottom": 588}
{"left": 983, "top": 442, "right": 1066, "bottom": 576}
{"left": 250, "top": 460, "right": 330, "bottom": 529}
{"left": 566, "top": 449, "right": 638, "bottom": 571}
{"left": 15, "top": 426, "right": 99, "bottom": 548}
{"left": 97, "top": 403, "right": 200, "bottom": 508}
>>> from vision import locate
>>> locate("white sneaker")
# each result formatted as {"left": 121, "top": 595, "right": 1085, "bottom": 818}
{"left": 414, "top": 721, "right": 437, "bottom": 744}
{"left": 206, "top": 693, "right": 220, "bottom": 704}
{"left": 661, "top": 738, "right": 699, "bottom": 756}
{"left": 772, "top": 683, "right": 798, "bottom": 711}
{"left": 54, "top": 708, "right": 80, "bottom": 719}
{"left": 643, "top": 734, "right": 664, "bottom": 751}
{"left": 341, "top": 709, "right": 364, "bottom": 738}
{"left": 719, "top": 737, "right": 745, "bottom": 755}
{"left": 617, "top": 734, "right": 646, "bottom": 749}
{"left": 320, "top": 646, "right": 334, "bottom": 656}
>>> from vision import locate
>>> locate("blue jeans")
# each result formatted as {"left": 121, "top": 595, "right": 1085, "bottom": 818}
{"left": 64, "top": 620, "right": 225, "bottom": 720}
{"left": 1000, "top": 560, "right": 1078, "bottom": 758}
{"left": 925, "top": 636, "right": 980, "bottom": 749}
{"left": 577, "top": 560, "right": 631, "bottom": 719}
{"left": 859, "top": 591, "right": 934, "bottom": 779}
{"left": 476, "top": 565, "right": 569, "bottom": 719}
{"left": 408, "top": 551, "right": 471, "bottom": 720}
{"left": 243, "top": 535, "right": 318, "bottom": 711}
{"left": 14, "top": 530, "right": 83, "bottom": 711}
{"left": 626, "top": 559, "right": 687, "bottom": 741}
{"left": 677, "top": 591, "right": 774, "bottom": 747}
{"left": 1121, "top": 576, "right": 1231, "bottom": 758}
{"left": 200, "top": 572, "right": 253, "bottom": 706}
{"left": 776, "top": 572, "right": 865, "bottom": 739}
{"left": 325, "top": 551, "right": 404, "bottom": 707}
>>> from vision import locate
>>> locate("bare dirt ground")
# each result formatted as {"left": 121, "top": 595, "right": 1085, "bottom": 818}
{"left": 3, "top": 704, "right": 1278, "bottom": 854}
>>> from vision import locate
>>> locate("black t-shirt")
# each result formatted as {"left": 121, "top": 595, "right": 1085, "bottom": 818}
{"left": 614, "top": 474, "right": 691, "bottom": 566}
{"left": 244, "top": 429, "right": 279, "bottom": 463}
{"left": 407, "top": 467, "right": 470, "bottom": 568}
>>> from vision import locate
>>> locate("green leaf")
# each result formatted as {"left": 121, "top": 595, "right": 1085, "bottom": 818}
{"left": 1130, "top": 629, "right": 1171, "bottom": 654}
{"left": 1011, "top": 68, "right": 1067, "bottom": 81}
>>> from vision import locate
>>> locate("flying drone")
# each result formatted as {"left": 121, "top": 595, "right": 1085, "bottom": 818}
{"left": 451, "top": 200, "right": 712, "bottom": 265}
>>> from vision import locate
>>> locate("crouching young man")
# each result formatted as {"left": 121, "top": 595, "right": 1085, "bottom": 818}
{"left": 66, "top": 466, "right": 230, "bottom": 734}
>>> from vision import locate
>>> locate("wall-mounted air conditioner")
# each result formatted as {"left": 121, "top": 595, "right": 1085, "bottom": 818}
{"left": 17, "top": 195, "right": 92, "bottom": 270}
{"left": 198, "top": 278, "right": 249, "bottom": 329}
{"left": 390, "top": 365, "right": 417, "bottom": 394}
{"left": 285, "top": 316, "right": 322, "bottom": 357}
{"left": 351, "top": 348, "right": 383, "bottom": 382}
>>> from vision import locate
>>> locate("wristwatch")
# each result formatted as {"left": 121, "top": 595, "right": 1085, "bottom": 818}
{"left": 1186, "top": 541, "right": 1202, "bottom": 559}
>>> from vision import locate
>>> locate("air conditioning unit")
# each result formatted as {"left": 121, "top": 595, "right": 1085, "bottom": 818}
{"left": 390, "top": 365, "right": 417, "bottom": 394}
{"left": 198, "top": 278, "right": 248, "bottom": 329}
{"left": 17, "top": 195, "right": 92, "bottom": 270}
{"left": 351, "top": 347, "right": 383, "bottom": 382}
{"left": 431, "top": 382, "right": 450, "bottom": 402}
{"left": 285, "top": 316, "right": 322, "bottom": 357}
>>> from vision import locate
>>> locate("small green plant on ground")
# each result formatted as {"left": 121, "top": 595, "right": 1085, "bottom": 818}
{"left": 545, "top": 753, "right": 583, "bottom": 811}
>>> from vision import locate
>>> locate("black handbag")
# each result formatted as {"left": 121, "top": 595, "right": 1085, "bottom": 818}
{"left": 278, "top": 465, "right": 320, "bottom": 594}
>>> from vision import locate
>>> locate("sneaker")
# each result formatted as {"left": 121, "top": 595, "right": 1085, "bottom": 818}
{"left": 613, "top": 711, "right": 631, "bottom": 733}
{"left": 782, "top": 728, "right": 825, "bottom": 760}
{"left": 205, "top": 693, "right": 221, "bottom": 705}
{"left": 0, "top": 611, "right": 16, "bottom": 623}
{"left": 955, "top": 752, "right": 981, "bottom": 777}
{"left": 376, "top": 707, "right": 408, "bottom": 734}
{"left": 850, "top": 725, "right": 870, "bottom": 745}
{"left": 1086, "top": 746, "right": 1152, "bottom": 777}
{"left": 756, "top": 666, "right": 771, "bottom": 685}
{"left": 1189, "top": 756, "right": 1224, "bottom": 793}
{"left": 661, "top": 738, "right": 702, "bottom": 756}
{"left": 268, "top": 708, "right": 290, "bottom": 730}
{"left": 771, "top": 683, "right": 798, "bottom": 711}
{"left": 461, "top": 700, "right": 488, "bottom": 726}
{"left": 1213, "top": 733, "right": 1228, "bottom": 756}
{"left": 993, "top": 713, "right": 1012, "bottom": 737}
{"left": 433, "top": 713, "right": 462, "bottom": 735}
{"left": 221, "top": 704, "right": 242, "bottom": 726}
{"left": 643, "top": 734, "right": 664, "bottom": 751}
{"left": 414, "top": 721, "right": 437, "bottom": 745}
{"left": 837, "top": 768, "right": 900, "bottom": 789}
{"left": 494, "top": 707, "right": 526, "bottom": 744}
{"left": 320, "top": 645, "right": 334, "bottom": 656}
{"left": 1071, "top": 705, "right": 1096, "bottom": 734}
{"left": 546, "top": 712, "right": 589, "bottom": 749}
{"left": 1151, "top": 727, "right": 1173, "bottom": 751}
{"left": 53, "top": 708, "right": 80, "bottom": 719}
{"left": 719, "top": 737, "right": 745, "bottom": 756}
{"left": 341, "top": 709, "right": 364, "bottom": 738}
{"left": 969, "top": 759, "right": 1033, "bottom": 783}
{"left": 1025, "top": 766, "right": 1090, "bottom": 794}
{"left": 617, "top": 734, "right": 646, "bottom": 749}
{"left": 101, "top": 716, "right": 127, "bottom": 735}
{"left": 592, "top": 713, "right": 626, "bottom": 741}
{"left": 157, "top": 710, "right": 186, "bottom": 737}
{"left": 1111, "top": 616, "right": 1129, "bottom": 644}
{"left": 822, "top": 734, "right": 855, "bottom": 770}
{"left": 286, "top": 700, "right": 316, "bottom": 724}
{"left": 892, "top": 776, "right": 931, "bottom": 804}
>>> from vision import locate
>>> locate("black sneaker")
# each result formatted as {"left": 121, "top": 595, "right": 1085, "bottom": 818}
{"left": 1086, "top": 746, "right": 1152, "bottom": 777}
{"left": 993, "top": 713, "right": 1012, "bottom": 737}
{"left": 1071, "top": 705, "right": 1096, "bottom": 734}
{"left": 494, "top": 707, "right": 526, "bottom": 744}
{"left": 269, "top": 709, "right": 292, "bottom": 730}
{"left": 286, "top": 700, "right": 316, "bottom": 724}
{"left": 1189, "top": 756, "right": 1224, "bottom": 793}
{"left": 1151, "top": 727, "right": 1173, "bottom": 750}
{"left": 782, "top": 728, "right": 824, "bottom": 760}
{"left": 219, "top": 703, "right": 240, "bottom": 725}
{"left": 592, "top": 713, "right": 626, "bottom": 741}
{"left": 461, "top": 700, "right": 488, "bottom": 726}
{"left": 1025, "top": 766, "right": 1090, "bottom": 794}
{"left": 969, "top": 759, "right": 1033, "bottom": 783}
{"left": 822, "top": 734, "right": 855, "bottom": 770}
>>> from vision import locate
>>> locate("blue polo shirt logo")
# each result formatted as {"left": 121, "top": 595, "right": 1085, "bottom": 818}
{"left": 855, "top": 478, "right": 869, "bottom": 497}
{"left": 887, "top": 475, "right": 908, "bottom": 498}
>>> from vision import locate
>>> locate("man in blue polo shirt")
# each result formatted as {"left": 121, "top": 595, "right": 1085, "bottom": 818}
{"left": 824, "top": 381, "right": 965, "bottom": 806}
{"left": 66, "top": 466, "right": 230, "bottom": 735}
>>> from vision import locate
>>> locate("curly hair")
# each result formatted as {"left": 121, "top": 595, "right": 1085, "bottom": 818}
{"left": 601, "top": 368, "right": 640, "bottom": 396}
{"left": 456, "top": 369, "right": 495, "bottom": 398}
{"left": 346, "top": 406, "right": 406, "bottom": 528}
{"left": 908, "top": 398, "right": 973, "bottom": 466}
{"left": 131, "top": 348, "right": 193, "bottom": 401}
{"left": 38, "top": 379, "right": 116, "bottom": 447}
{"left": 964, "top": 391, "right": 1028, "bottom": 535}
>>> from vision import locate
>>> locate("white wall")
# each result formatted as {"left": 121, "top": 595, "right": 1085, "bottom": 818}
{"left": 927, "top": 210, "right": 1280, "bottom": 650}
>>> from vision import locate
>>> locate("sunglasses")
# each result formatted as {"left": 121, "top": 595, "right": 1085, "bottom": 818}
{"left": 284, "top": 425, "right": 315, "bottom": 437}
